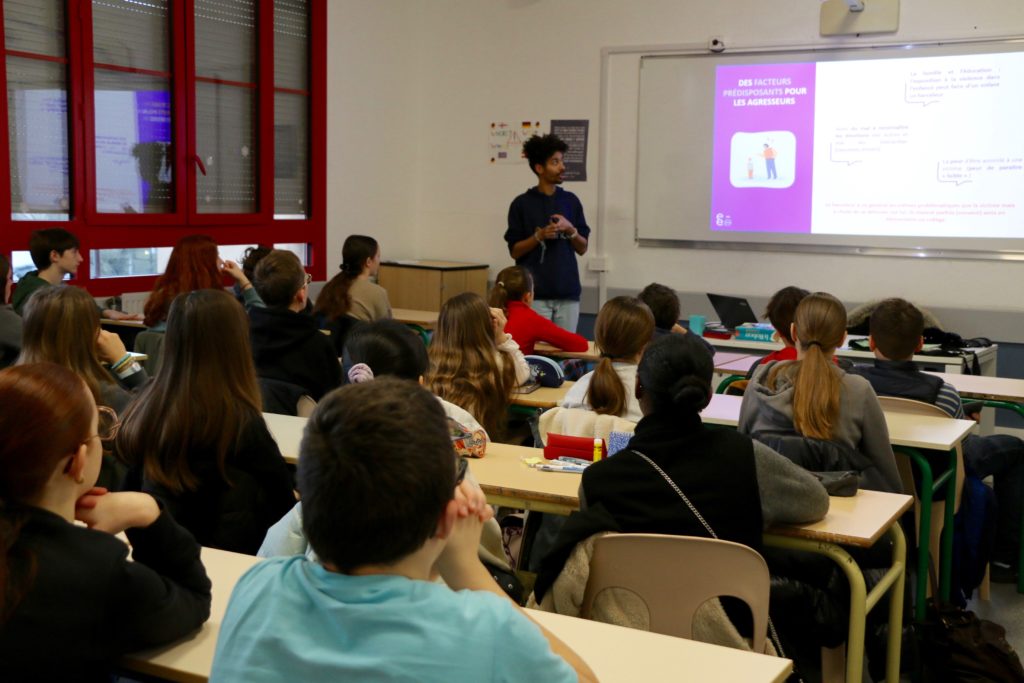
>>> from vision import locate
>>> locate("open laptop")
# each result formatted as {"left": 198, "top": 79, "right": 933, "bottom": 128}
{"left": 706, "top": 293, "right": 759, "bottom": 331}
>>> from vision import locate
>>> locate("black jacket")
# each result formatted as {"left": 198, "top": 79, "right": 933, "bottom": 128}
{"left": 249, "top": 306, "right": 342, "bottom": 400}
{"left": 0, "top": 506, "right": 211, "bottom": 682}
{"left": 126, "top": 416, "right": 296, "bottom": 554}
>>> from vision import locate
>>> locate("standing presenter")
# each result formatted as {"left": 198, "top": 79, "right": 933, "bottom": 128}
{"left": 504, "top": 134, "right": 589, "bottom": 333}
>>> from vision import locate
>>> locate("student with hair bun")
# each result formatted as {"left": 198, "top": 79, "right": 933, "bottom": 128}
{"left": 535, "top": 333, "right": 828, "bottom": 644}
{"left": 560, "top": 296, "right": 654, "bottom": 422}
{"left": 489, "top": 265, "right": 587, "bottom": 355}
{"left": 738, "top": 292, "right": 902, "bottom": 493}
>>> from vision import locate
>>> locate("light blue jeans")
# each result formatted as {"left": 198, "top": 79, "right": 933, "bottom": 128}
{"left": 531, "top": 298, "right": 580, "bottom": 334}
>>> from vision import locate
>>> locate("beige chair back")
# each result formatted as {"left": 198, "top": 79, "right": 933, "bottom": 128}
{"left": 537, "top": 406, "right": 636, "bottom": 445}
{"left": 296, "top": 395, "right": 317, "bottom": 418}
{"left": 133, "top": 330, "right": 165, "bottom": 374}
{"left": 581, "top": 533, "right": 770, "bottom": 652}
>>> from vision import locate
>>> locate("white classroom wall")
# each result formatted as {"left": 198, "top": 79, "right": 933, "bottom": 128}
{"left": 327, "top": 1, "right": 1024, "bottom": 338}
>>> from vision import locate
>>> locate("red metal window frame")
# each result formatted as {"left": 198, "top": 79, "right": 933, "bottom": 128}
{"left": 0, "top": 0, "right": 326, "bottom": 298}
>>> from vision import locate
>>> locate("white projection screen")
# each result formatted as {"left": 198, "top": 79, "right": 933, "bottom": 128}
{"left": 635, "top": 39, "right": 1024, "bottom": 260}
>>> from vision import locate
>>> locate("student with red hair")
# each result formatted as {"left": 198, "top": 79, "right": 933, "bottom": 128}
{"left": 143, "top": 234, "right": 258, "bottom": 329}
{"left": 0, "top": 363, "right": 211, "bottom": 679}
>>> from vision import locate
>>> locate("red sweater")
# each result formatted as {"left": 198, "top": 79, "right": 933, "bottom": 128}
{"left": 504, "top": 301, "right": 589, "bottom": 355}
{"left": 759, "top": 346, "right": 798, "bottom": 364}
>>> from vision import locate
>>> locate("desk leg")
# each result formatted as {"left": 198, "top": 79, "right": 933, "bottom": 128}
{"left": 939, "top": 447, "right": 957, "bottom": 602}
{"left": 765, "top": 527, "right": 906, "bottom": 683}
{"left": 883, "top": 524, "right": 907, "bottom": 683}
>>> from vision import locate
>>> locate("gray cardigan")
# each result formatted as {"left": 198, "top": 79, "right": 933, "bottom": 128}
{"left": 738, "top": 361, "right": 902, "bottom": 494}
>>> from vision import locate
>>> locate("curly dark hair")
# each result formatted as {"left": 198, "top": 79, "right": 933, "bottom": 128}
{"left": 523, "top": 133, "right": 568, "bottom": 175}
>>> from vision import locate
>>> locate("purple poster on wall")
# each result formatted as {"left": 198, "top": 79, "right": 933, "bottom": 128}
{"left": 709, "top": 62, "right": 817, "bottom": 233}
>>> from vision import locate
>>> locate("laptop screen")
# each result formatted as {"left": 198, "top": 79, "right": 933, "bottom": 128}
{"left": 706, "top": 293, "right": 759, "bottom": 330}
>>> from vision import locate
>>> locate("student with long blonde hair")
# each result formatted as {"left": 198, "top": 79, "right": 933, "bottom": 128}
{"left": 116, "top": 289, "right": 295, "bottom": 553}
{"left": 737, "top": 292, "right": 901, "bottom": 492}
{"left": 426, "top": 292, "right": 530, "bottom": 438}
{"left": 489, "top": 265, "right": 587, "bottom": 355}
{"left": 560, "top": 296, "right": 654, "bottom": 422}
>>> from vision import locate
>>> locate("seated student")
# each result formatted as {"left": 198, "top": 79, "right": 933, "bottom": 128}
{"left": 116, "top": 289, "right": 296, "bottom": 554}
{"left": 143, "top": 234, "right": 257, "bottom": 329}
{"left": 19, "top": 286, "right": 147, "bottom": 414}
{"left": 489, "top": 265, "right": 588, "bottom": 355}
{"left": 426, "top": 292, "right": 530, "bottom": 438}
{"left": 211, "top": 378, "right": 596, "bottom": 682}
{"left": 314, "top": 234, "right": 391, "bottom": 323}
{"left": 637, "top": 282, "right": 716, "bottom": 357}
{"left": 758, "top": 286, "right": 810, "bottom": 366}
{"left": 0, "top": 254, "right": 22, "bottom": 368}
{"left": 854, "top": 297, "right": 1024, "bottom": 581}
{"left": 535, "top": 334, "right": 829, "bottom": 651}
{"left": 11, "top": 228, "right": 139, "bottom": 319}
{"left": 260, "top": 319, "right": 491, "bottom": 559}
{"left": 738, "top": 292, "right": 903, "bottom": 493}
{"left": 561, "top": 296, "right": 654, "bottom": 423}
{"left": 0, "top": 363, "right": 211, "bottom": 680}
{"left": 232, "top": 244, "right": 272, "bottom": 304}
{"left": 249, "top": 249, "right": 341, "bottom": 401}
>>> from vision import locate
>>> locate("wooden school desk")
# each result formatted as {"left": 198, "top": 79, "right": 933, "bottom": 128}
{"left": 534, "top": 340, "right": 601, "bottom": 361}
{"left": 511, "top": 381, "right": 575, "bottom": 410}
{"left": 705, "top": 336, "right": 998, "bottom": 376}
{"left": 391, "top": 307, "right": 438, "bottom": 330}
{"left": 120, "top": 547, "right": 792, "bottom": 683}
{"left": 378, "top": 260, "right": 488, "bottom": 310}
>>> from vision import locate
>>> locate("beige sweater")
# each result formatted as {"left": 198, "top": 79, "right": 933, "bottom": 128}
{"left": 348, "top": 277, "right": 392, "bottom": 321}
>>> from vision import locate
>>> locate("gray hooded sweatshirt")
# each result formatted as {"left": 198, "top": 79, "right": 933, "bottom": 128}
{"left": 737, "top": 361, "right": 903, "bottom": 494}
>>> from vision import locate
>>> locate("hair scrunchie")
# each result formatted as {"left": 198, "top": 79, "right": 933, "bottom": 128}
{"left": 347, "top": 363, "right": 375, "bottom": 384}
{"left": 805, "top": 340, "right": 823, "bottom": 348}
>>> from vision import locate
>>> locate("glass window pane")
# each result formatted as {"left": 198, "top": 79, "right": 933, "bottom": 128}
{"left": 4, "top": 0, "right": 66, "bottom": 58}
{"left": 7, "top": 56, "right": 70, "bottom": 220}
{"left": 93, "top": 71, "right": 173, "bottom": 213}
{"left": 195, "top": 82, "right": 256, "bottom": 213}
{"left": 274, "top": 242, "right": 308, "bottom": 264}
{"left": 274, "top": 92, "right": 307, "bottom": 218}
{"left": 92, "top": 0, "right": 170, "bottom": 72}
{"left": 90, "top": 243, "right": 309, "bottom": 279}
{"left": 195, "top": 0, "right": 256, "bottom": 83}
{"left": 273, "top": 0, "right": 307, "bottom": 90}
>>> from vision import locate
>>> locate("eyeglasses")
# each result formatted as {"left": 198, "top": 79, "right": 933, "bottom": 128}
{"left": 85, "top": 406, "right": 121, "bottom": 445}
{"left": 304, "top": 272, "right": 313, "bottom": 287}
{"left": 455, "top": 456, "right": 468, "bottom": 487}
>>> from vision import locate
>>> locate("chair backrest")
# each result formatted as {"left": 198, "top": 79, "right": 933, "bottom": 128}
{"left": 296, "top": 395, "right": 317, "bottom": 418}
{"left": 133, "top": 330, "right": 165, "bottom": 374}
{"left": 876, "top": 395, "right": 951, "bottom": 418}
{"left": 876, "top": 394, "right": 966, "bottom": 507}
{"left": 581, "top": 533, "right": 770, "bottom": 652}
{"left": 537, "top": 406, "right": 636, "bottom": 446}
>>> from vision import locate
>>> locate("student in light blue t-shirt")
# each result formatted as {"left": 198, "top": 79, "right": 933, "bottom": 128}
{"left": 211, "top": 378, "right": 596, "bottom": 683}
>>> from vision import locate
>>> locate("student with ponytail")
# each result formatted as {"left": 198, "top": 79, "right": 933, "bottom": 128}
{"left": 489, "top": 265, "right": 588, "bottom": 355}
{"left": 560, "top": 296, "right": 654, "bottom": 422}
{"left": 0, "top": 363, "right": 210, "bottom": 679}
{"left": 314, "top": 235, "right": 391, "bottom": 323}
{"left": 738, "top": 292, "right": 902, "bottom": 493}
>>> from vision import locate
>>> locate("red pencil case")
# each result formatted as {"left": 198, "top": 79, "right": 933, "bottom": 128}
{"left": 544, "top": 434, "right": 607, "bottom": 462}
